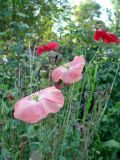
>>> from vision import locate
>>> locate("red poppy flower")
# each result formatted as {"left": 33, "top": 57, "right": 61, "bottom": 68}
{"left": 36, "top": 46, "right": 46, "bottom": 56}
{"left": 37, "top": 42, "right": 60, "bottom": 56}
{"left": 44, "top": 42, "right": 60, "bottom": 51}
{"left": 93, "top": 30, "right": 120, "bottom": 43}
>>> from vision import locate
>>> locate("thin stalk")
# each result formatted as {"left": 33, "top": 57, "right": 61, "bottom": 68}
{"left": 98, "top": 61, "right": 120, "bottom": 121}
{"left": 89, "top": 61, "right": 120, "bottom": 139}
{"left": 33, "top": 43, "right": 37, "bottom": 63}
{"left": 89, "top": 44, "right": 101, "bottom": 64}
{"left": 80, "top": 61, "right": 119, "bottom": 159}
{"left": 60, "top": 84, "right": 75, "bottom": 157}
{"left": 75, "top": 44, "right": 101, "bottom": 119}
{"left": 28, "top": 40, "right": 33, "bottom": 92}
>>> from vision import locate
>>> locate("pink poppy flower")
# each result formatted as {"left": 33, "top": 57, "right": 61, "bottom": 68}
{"left": 52, "top": 56, "right": 85, "bottom": 84}
{"left": 37, "top": 42, "right": 60, "bottom": 56}
{"left": 14, "top": 87, "right": 64, "bottom": 124}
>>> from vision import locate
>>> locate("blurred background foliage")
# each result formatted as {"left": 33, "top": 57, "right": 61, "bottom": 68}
{"left": 0, "top": 0, "right": 120, "bottom": 159}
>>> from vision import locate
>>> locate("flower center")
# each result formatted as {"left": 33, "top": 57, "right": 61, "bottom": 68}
{"left": 28, "top": 92, "right": 40, "bottom": 102}
{"left": 32, "top": 95, "right": 39, "bottom": 101}
{"left": 63, "top": 63, "right": 71, "bottom": 70}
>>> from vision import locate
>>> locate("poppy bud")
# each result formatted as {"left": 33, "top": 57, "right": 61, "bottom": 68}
{"left": 8, "top": 94, "right": 14, "bottom": 101}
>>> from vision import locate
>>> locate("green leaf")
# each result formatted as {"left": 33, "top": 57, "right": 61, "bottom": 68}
{"left": 18, "top": 23, "right": 29, "bottom": 30}
{"left": 17, "top": 12, "right": 27, "bottom": 18}
{"left": 58, "top": 156, "right": 66, "bottom": 160}
{"left": 0, "top": 32, "right": 7, "bottom": 36}
{"left": 26, "top": 32, "right": 36, "bottom": 38}
{"left": 0, "top": 48, "right": 3, "bottom": 54}
{"left": 27, "top": 125, "right": 35, "bottom": 138}
{"left": 103, "top": 139, "right": 120, "bottom": 148}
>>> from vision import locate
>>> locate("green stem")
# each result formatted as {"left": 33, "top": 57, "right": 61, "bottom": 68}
{"left": 28, "top": 40, "right": 33, "bottom": 92}
{"left": 99, "top": 61, "right": 120, "bottom": 121}
{"left": 60, "top": 84, "right": 75, "bottom": 157}
{"left": 89, "top": 61, "right": 120, "bottom": 139}
{"left": 76, "top": 44, "right": 101, "bottom": 120}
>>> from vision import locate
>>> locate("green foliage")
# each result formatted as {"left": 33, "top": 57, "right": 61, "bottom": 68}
{"left": 0, "top": 0, "right": 120, "bottom": 159}
{"left": 75, "top": 0, "right": 101, "bottom": 22}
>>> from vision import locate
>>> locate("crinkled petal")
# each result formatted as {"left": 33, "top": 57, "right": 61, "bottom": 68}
{"left": 70, "top": 56, "right": 85, "bottom": 69}
{"left": 52, "top": 66, "right": 68, "bottom": 82}
{"left": 40, "top": 87, "right": 64, "bottom": 106}
{"left": 40, "top": 99, "right": 63, "bottom": 114}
